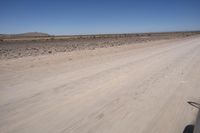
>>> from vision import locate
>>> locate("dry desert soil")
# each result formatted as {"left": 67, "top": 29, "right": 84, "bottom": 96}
{"left": 0, "top": 33, "right": 200, "bottom": 133}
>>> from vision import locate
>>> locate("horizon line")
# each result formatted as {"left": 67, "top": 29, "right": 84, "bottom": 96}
{"left": 1, "top": 30, "right": 200, "bottom": 36}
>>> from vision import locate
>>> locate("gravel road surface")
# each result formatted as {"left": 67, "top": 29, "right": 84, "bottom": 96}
{"left": 0, "top": 36, "right": 200, "bottom": 133}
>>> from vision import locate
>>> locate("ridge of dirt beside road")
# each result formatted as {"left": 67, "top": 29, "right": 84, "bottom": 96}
{"left": 0, "top": 33, "right": 199, "bottom": 60}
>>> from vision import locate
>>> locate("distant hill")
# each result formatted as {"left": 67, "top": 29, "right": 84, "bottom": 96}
{"left": 16, "top": 32, "right": 50, "bottom": 37}
{"left": 0, "top": 32, "right": 50, "bottom": 37}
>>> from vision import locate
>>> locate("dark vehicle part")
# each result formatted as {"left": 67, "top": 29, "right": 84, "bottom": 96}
{"left": 188, "top": 101, "right": 200, "bottom": 110}
{"left": 184, "top": 101, "right": 200, "bottom": 133}
{"left": 183, "top": 125, "right": 194, "bottom": 133}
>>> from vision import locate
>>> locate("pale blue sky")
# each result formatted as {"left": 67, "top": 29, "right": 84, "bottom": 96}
{"left": 0, "top": 0, "right": 200, "bottom": 35}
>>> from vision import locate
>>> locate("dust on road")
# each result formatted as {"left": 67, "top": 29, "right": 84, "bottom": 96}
{"left": 0, "top": 36, "right": 200, "bottom": 133}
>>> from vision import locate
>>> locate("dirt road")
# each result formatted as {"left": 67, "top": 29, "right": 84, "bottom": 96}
{"left": 0, "top": 36, "right": 200, "bottom": 133}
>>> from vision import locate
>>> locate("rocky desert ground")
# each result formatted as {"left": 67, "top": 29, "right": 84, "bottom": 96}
{"left": 0, "top": 32, "right": 199, "bottom": 59}
{"left": 0, "top": 32, "right": 200, "bottom": 133}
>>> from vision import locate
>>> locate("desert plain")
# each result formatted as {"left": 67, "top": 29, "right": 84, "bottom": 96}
{"left": 0, "top": 32, "right": 200, "bottom": 133}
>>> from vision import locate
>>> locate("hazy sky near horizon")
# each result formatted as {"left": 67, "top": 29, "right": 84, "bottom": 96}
{"left": 0, "top": 0, "right": 200, "bottom": 35}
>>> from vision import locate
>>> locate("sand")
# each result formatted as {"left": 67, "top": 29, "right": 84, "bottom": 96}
{"left": 0, "top": 36, "right": 200, "bottom": 133}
